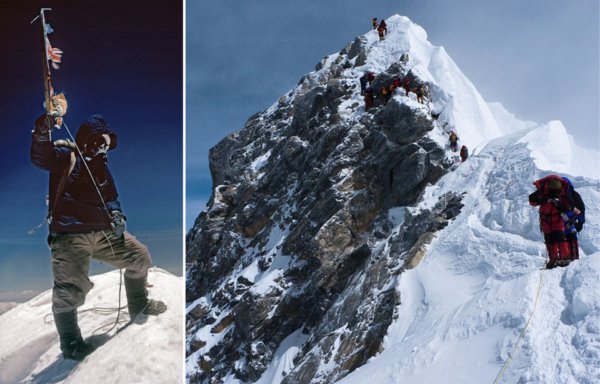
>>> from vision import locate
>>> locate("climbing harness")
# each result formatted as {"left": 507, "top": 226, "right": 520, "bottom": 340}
{"left": 493, "top": 252, "right": 548, "bottom": 384}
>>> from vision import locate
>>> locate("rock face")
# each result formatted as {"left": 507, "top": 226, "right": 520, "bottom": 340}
{"left": 186, "top": 18, "right": 464, "bottom": 384}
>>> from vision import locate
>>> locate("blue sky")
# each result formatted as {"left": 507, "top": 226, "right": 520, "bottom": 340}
{"left": 186, "top": 0, "right": 599, "bottom": 230}
{"left": 0, "top": 0, "right": 183, "bottom": 301}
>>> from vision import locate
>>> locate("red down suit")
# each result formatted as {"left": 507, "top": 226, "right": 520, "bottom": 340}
{"left": 529, "top": 175, "right": 574, "bottom": 233}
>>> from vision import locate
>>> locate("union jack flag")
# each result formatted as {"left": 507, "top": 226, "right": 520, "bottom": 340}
{"left": 45, "top": 36, "right": 62, "bottom": 69}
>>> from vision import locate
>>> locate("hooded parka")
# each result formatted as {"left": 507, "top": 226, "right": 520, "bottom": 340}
{"left": 31, "top": 114, "right": 121, "bottom": 233}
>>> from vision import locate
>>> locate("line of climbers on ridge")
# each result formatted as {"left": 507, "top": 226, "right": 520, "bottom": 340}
{"left": 372, "top": 18, "right": 387, "bottom": 41}
{"left": 358, "top": 20, "right": 471, "bottom": 165}
{"left": 359, "top": 70, "right": 469, "bottom": 164}
{"left": 359, "top": 71, "right": 428, "bottom": 110}
{"left": 529, "top": 175, "right": 586, "bottom": 269}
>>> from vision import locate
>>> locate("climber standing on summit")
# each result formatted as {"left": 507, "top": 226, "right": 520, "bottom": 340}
{"left": 31, "top": 113, "right": 167, "bottom": 361}
{"left": 372, "top": 18, "right": 377, "bottom": 30}
{"left": 378, "top": 19, "right": 387, "bottom": 41}
{"left": 529, "top": 176, "right": 578, "bottom": 269}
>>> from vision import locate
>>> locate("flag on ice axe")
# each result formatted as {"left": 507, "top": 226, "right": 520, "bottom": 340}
{"left": 32, "top": 8, "right": 67, "bottom": 129}
{"left": 45, "top": 36, "right": 63, "bottom": 70}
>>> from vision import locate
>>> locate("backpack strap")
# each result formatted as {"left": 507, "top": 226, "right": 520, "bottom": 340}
{"left": 52, "top": 151, "right": 77, "bottom": 211}
{"left": 29, "top": 151, "right": 77, "bottom": 234}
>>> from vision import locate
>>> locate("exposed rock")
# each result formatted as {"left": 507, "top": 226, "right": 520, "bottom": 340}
{"left": 185, "top": 20, "right": 465, "bottom": 384}
{"left": 347, "top": 36, "right": 367, "bottom": 61}
{"left": 403, "top": 231, "right": 437, "bottom": 270}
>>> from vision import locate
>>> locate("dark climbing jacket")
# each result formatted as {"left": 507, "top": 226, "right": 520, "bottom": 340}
{"left": 562, "top": 177, "right": 585, "bottom": 232}
{"left": 460, "top": 146, "right": 468, "bottom": 160}
{"left": 529, "top": 175, "right": 575, "bottom": 234}
{"left": 378, "top": 20, "right": 387, "bottom": 32}
{"left": 31, "top": 115, "right": 121, "bottom": 233}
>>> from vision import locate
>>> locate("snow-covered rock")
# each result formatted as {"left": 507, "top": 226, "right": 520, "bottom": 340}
{"left": 0, "top": 268, "right": 183, "bottom": 384}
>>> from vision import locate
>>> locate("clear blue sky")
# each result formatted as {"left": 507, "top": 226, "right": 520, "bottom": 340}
{"left": 0, "top": 0, "right": 183, "bottom": 302}
{"left": 186, "top": 0, "right": 599, "bottom": 230}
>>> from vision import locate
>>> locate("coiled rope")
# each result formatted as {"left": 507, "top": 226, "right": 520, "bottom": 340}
{"left": 493, "top": 253, "right": 548, "bottom": 384}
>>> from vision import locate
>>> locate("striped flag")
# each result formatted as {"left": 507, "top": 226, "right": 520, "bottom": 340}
{"left": 45, "top": 36, "right": 62, "bottom": 69}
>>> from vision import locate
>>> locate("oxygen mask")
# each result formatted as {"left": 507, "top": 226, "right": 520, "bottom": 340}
{"left": 84, "top": 134, "right": 111, "bottom": 158}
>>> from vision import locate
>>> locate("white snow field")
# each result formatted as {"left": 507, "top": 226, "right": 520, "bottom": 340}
{"left": 0, "top": 268, "right": 183, "bottom": 384}
{"left": 208, "top": 14, "right": 599, "bottom": 384}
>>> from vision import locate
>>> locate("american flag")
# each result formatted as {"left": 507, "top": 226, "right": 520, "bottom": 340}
{"left": 45, "top": 36, "right": 62, "bottom": 70}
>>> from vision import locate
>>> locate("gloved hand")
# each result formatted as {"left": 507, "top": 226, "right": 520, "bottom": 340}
{"left": 110, "top": 210, "right": 126, "bottom": 237}
{"left": 575, "top": 221, "right": 583, "bottom": 232}
{"left": 34, "top": 113, "right": 56, "bottom": 134}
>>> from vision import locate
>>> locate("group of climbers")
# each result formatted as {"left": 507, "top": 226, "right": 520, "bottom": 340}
{"left": 360, "top": 71, "right": 375, "bottom": 96}
{"left": 361, "top": 72, "right": 429, "bottom": 109}
{"left": 529, "top": 175, "right": 586, "bottom": 269}
{"left": 448, "top": 130, "right": 468, "bottom": 162}
{"left": 371, "top": 18, "right": 388, "bottom": 41}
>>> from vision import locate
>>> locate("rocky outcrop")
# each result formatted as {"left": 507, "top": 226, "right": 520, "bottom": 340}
{"left": 186, "top": 24, "right": 464, "bottom": 384}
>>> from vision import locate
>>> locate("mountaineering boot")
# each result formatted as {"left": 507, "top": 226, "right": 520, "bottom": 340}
{"left": 545, "top": 243, "right": 559, "bottom": 269}
{"left": 54, "top": 309, "right": 95, "bottom": 361}
{"left": 124, "top": 275, "right": 167, "bottom": 319}
{"left": 569, "top": 240, "right": 579, "bottom": 260}
{"left": 555, "top": 241, "right": 572, "bottom": 267}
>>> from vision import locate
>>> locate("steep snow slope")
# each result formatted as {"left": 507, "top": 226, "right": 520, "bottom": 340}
{"left": 487, "top": 101, "right": 537, "bottom": 136}
{"left": 0, "top": 268, "right": 183, "bottom": 384}
{"left": 336, "top": 126, "right": 600, "bottom": 384}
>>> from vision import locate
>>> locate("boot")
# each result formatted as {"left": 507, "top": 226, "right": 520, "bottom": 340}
{"left": 54, "top": 309, "right": 95, "bottom": 361}
{"left": 559, "top": 241, "right": 571, "bottom": 260}
{"left": 546, "top": 243, "right": 559, "bottom": 269}
{"left": 124, "top": 275, "right": 167, "bottom": 319}
{"left": 569, "top": 239, "right": 579, "bottom": 260}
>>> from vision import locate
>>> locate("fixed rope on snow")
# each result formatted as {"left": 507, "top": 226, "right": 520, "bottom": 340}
{"left": 493, "top": 252, "right": 548, "bottom": 384}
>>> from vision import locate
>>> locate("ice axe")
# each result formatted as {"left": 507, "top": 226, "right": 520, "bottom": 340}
{"left": 31, "top": 8, "right": 67, "bottom": 135}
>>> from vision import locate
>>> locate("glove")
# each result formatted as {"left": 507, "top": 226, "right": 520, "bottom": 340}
{"left": 34, "top": 113, "right": 56, "bottom": 134}
{"left": 575, "top": 221, "right": 583, "bottom": 232}
{"left": 110, "top": 210, "right": 127, "bottom": 237}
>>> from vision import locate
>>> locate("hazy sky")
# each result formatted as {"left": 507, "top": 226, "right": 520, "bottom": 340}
{"left": 186, "top": 0, "right": 599, "bottom": 230}
{"left": 0, "top": 0, "right": 183, "bottom": 300}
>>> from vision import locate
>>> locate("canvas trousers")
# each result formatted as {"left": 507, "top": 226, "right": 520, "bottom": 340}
{"left": 49, "top": 230, "right": 151, "bottom": 313}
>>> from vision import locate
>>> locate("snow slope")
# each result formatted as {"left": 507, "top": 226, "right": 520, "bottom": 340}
{"left": 335, "top": 125, "right": 600, "bottom": 384}
{"left": 0, "top": 268, "right": 183, "bottom": 384}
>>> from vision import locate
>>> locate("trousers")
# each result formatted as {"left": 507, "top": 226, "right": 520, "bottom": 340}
{"left": 49, "top": 230, "right": 151, "bottom": 313}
